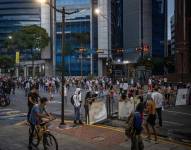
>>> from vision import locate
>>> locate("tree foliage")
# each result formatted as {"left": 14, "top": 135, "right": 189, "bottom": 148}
{"left": 4, "top": 25, "right": 49, "bottom": 51}
{"left": 0, "top": 56, "right": 15, "bottom": 69}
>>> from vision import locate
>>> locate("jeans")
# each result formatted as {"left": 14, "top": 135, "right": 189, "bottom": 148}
{"left": 74, "top": 106, "right": 81, "bottom": 121}
{"left": 27, "top": 106, "right": 33, "bottom": 122}
{"left": 156, "top": 107, "right": 162, "bottom": 127}
{"left": 29, "top": 123, "right": 35, "bottom": 146}
{"left": 131, "top": 135, "right": 144, "bottom": 150}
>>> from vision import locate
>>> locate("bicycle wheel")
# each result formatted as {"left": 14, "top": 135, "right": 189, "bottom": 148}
{"left": 43, "top": 133, "right": 58, "bottom": 150}
{"left": 0, "top": 97, "right": 7, "bottom": 107}
{"left": 29, "top": 126, "right": 41, "bottom": 147}
{"left": 5, "top": 97, "right": 10, "bottom": 106}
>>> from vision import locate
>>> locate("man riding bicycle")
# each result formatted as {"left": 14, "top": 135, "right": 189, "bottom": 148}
{"left": 28, "top": 97, "right": 52, "bottom": 149}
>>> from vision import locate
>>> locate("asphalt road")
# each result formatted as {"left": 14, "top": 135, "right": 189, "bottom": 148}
{"left": 0, "top": 88, "right": 191, "bottom": 150}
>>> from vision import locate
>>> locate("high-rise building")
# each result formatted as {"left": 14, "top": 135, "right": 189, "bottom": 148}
{"left": 56, "top": 0, "right": 97, "bottom": 76}
{"left": 123, "top": 0, "right": 167, "bottom": 58}
{"left": 0, "top": 0, "right": 41, "bottom": 49}
{"left": 170, "top": 15, "right": 175, "bottom": 56}
{"left": 0, "top": 0, "right": 55, "bottom": 77}
{"left": 96, "top": 0, "right": 123, "bottom": 76}
{"left": 96, "top": 0, "right": 167, "bottom": 77}
{"left": 175, "top": 0, "right": 191, "bottom": 74}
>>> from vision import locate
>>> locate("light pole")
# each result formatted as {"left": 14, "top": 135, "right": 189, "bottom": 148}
{"left": 37, "top": 0, "right": 79, "bottom": 127}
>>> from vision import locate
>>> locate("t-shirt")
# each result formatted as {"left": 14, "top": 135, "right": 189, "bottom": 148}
{"left": 29, "top": 104, "right": 40, "bottom": 125}
{"left": 146, "top": 100, "right": 156, "bottom": 115}
{"left": 29, "top": 104, "right": 46, "bottom": 125}
{"left": 28, "top": 92, "right": 39, "bottom": 108}
{"left": 151, "top": 92, "right": 164, "bottom": 108}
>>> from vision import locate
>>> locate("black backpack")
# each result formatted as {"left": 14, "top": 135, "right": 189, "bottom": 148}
{"left": 71, "top": 95, "right": 74, "bottom": 105}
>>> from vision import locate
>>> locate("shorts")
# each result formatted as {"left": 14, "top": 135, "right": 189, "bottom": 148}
{"left": 146, "top": 114, "right": 156, "bottom": 127}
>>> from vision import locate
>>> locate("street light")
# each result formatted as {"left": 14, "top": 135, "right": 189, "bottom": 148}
{"left": 8, "top": 36, "right": 12, "bottom": 40}
{"left": 36, "top": 0, "right": 79, "bottom": 128}
{"left": 94, "top": 8, "right": 101, "bottom": 15}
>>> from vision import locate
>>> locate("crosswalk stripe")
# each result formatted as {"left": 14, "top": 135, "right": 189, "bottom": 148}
{"left": 0, "top": 108, "right": 14, "bottom": 112}
{"left": 0, "top": 108, "right": 26, "bottom": 120}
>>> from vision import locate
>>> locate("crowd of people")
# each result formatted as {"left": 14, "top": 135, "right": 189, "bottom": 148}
{"left": 1, "top": 75, "right": 191, "bottom": 150}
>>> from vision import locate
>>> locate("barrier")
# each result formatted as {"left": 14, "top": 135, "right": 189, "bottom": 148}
{"left": 118, "top": 97, "right": 140, "bottom": 120}
{"left": 175, "top": 88, "right": 189, "bottom": 106}
{"left": 88, "top": 100, "right": 107, "bottom": 125}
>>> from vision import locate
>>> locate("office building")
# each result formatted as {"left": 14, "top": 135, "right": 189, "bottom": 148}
{"left": 56, "top": 0, "right": 97, "bottom": 76}
{"left": 0, "top": 0, "right": 55, "bottom": 77}
{"left": 175, "top": 0, "right": 191, "bottom": 74}
{"left": 170, "top": 15, "right": 175, "bottom": 56}
{"left": 123, "top": 0, "right": 167, "bottom": 58}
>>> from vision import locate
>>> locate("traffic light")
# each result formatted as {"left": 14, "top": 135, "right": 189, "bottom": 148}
{"left": 143, "top": 44, "right": 150, "bottom": 53}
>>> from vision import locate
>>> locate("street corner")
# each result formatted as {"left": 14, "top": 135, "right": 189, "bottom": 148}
{"left": 48, "top": 119, "right": 126, "bottom": 148}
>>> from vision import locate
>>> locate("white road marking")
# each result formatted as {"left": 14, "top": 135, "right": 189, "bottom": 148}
{"left": 49, "top": 101, "right": 61, "bottom": 104}
{"left": 0, "top": 108, "right": 13, "bottom": 112}
{"left": 164, "top": 121, "right": 184, "bottom": 126}
{"left": 165, "top": 110, "right": 191, "bottom": 117}
{"left": 0, "top": 108, "right": 26, "bottom": 120}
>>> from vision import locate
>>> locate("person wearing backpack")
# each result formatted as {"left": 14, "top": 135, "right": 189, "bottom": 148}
{"left": 125, "top": 106, "right": 144, "bottom": 150}
{"left": 72, "top": 88, "right": 83, "bottom": 125}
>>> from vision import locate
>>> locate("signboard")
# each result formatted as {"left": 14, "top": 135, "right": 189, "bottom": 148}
{"left": 175, "top": 88, "right": 189, "bottom": 106}
{"left": 118, "top": 97, "right": 140, "bottom": 120}
{"left": 15, "top": 51, "right": 20, "bottom": 64}
{"left": 89, "top": 101, "right": 107, "bottom": 125}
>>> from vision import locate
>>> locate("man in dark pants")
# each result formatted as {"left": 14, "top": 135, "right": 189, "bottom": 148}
{"left": 27, "top": 86, "right": 40, "bottom": 122}
{"left": 151, "top": 87, "right": 164, "bottom": 127}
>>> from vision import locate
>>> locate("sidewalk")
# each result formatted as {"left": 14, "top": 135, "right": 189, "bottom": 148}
{"left": 4, "top": 119, "right": 189, "bottom": 150}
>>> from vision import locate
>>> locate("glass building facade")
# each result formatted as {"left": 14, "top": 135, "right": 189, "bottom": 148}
{"left": 0, "top": 0, "right": 41, "bottom": 59}
{"left": 152, "top": 0, "right": 166, "bottom": 57}
{"left": 56, "top": 0, "right": 97, "bottom": 76}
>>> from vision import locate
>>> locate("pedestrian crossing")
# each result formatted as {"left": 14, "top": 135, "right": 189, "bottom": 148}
{"left": 0, "top": 108, "right": 26, "bottom": 120}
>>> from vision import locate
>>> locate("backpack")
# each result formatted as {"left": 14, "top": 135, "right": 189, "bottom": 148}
{"left": 71, "top": 95, "right": 74, "bottom": 105}
{"left": 125, "top": 114, "right": 134, "bottom": 137}
{"left": 125, "top": 112, "right": 142, "bottom": 138}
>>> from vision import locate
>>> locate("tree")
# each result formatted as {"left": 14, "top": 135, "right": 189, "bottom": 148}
{"left": 4, "top": 25, "right": 49, "bottom": 77}
{"left": 0, "top": 56, "right": 15, "bottom": 71}
{"left": 4, "top": 25, "right": 49, "bottom": 51}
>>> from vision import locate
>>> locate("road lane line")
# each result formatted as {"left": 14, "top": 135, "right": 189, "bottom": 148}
{"left": 165, "top": 110, "right": 191, "bottom": 116}
{"left": 163, "top": 121, "right": 184, "bottom": 126}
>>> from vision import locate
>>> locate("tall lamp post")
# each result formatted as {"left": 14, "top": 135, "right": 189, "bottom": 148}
{"left": 37, "top": 0, "right": 79, "bottom": 127}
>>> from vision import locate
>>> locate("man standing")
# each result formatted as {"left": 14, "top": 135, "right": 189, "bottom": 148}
{"left": 73, "top": 88, "right": 83, "bottom": 125}
{"left": 151, "top": 87, "right": 164, "bottom": 127}
{"left": 123, "top": 81, "right": 128, "bottom": 94}
{"left": 27, "top": 86, "right": 40, "bottom": 122}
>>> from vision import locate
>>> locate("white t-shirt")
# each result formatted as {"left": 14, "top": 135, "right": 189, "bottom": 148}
{"left": 151, "top": 91, "right": 164, "bottom": 108}
{"left": 123, "top": 83, "right": 128, "bottom": 90}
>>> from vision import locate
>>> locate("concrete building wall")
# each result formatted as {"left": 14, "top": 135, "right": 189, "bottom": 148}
{"left": 175, "top": 0, "right": 191, "bottom": 74}
{"left": 40, "top": 1, "right": 56, "bottom": 76}
{"left": 97, "top": 0, "right": 111, "bottom": 76}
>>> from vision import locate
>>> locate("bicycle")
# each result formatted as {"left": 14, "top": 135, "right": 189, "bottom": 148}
{"left": 29, "top": 117, "right": 58, "bottom": 150}
{"left": 0, "top": 94, "right": 10, "bottom": 107}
